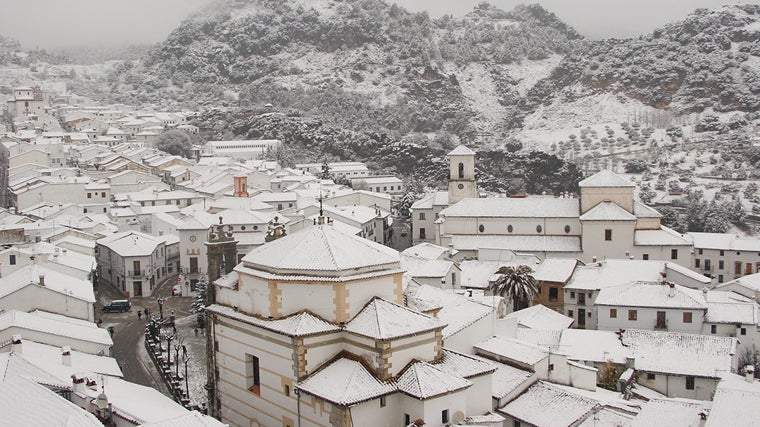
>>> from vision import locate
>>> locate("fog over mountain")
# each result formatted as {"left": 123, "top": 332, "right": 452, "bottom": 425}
{"left": 0, "top": 0, "right": 753, "bottom": 49}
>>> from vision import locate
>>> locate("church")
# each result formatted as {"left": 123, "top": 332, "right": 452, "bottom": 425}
{"left": 412, "top": 145, "right": 692, "bottom": 267}
{"left": 204, "top": 214, "right": 498, "bottom": 427}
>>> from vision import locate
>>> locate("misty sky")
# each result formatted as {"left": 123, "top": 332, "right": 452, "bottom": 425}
{"left": 0, "top": 0, "right": 753, "bottom": 49}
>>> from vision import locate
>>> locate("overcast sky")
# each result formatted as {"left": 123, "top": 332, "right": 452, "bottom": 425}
{"left": 0, "top": 0, "right": 752, "bottom": 49}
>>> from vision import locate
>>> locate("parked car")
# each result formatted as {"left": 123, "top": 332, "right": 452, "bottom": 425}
{"left": 101, "top": 300, "right": 131, "bottom": 313}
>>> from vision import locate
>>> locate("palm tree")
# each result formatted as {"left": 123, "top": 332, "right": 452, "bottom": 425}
{"left": 491, "top": 265, "right": 538, "bottom": 312}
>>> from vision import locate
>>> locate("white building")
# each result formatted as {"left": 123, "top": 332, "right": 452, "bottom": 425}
{"left": 688, "top": 232, "right": 760, "bottom": 284}
{"left": 204, "top": 139, "right": 281, "bottom": 160}
{"left": 96, "top": 231, "right": 168, "bottom": 297}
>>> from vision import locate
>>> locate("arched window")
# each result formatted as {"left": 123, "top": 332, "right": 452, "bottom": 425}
{"left": 458, "top": 162, "right": 464, "bottom": 179}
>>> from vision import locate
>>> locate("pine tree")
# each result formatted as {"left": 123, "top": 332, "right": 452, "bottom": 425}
{"left": 191, "top": 277, "right": 208, "bottom": 328}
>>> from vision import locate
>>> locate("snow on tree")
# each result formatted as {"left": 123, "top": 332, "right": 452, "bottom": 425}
{"left": 155, "top": 129, "right": 193, "bottom": 158}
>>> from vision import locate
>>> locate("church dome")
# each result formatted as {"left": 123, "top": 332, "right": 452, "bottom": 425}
{"left": 241, "top": 224, "right": 400, "bottom": 277}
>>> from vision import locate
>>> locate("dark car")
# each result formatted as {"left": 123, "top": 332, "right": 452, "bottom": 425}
{"left": 101, "top": 300, "right": 131, "bottom": 313}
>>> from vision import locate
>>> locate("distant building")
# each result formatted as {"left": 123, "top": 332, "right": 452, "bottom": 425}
{"left": 203, "top": 139, "right": 281, "bottom": 160}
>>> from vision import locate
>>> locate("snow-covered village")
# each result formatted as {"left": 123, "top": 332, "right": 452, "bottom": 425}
{"left": 2, "top": 0, "right": 760, "bottom": 426}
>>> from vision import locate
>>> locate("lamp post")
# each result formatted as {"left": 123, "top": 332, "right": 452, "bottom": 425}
{"left": 174, "top": 336, "right": 184, "bottom": 377}
{"left": 182, "top": 345, "right": 190, "bottom": 400}
{"left": 157, "top": 297, "right": 165, "bottom": 320}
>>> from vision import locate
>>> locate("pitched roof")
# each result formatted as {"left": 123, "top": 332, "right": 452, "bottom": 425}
{"left": 579, "top": 201, "right": 636, "bottom": 221}
{"left": 344, "top": 298, "right": 444, "bottom": 340}
{"left": 632, "top": 398, "right": 711, "bottom": 427}
{"left": 498, "top": 381, "right": 598, "bottom": 427}
{"left": 241, "top": 225, "right": 399, "bottom": 276}
{"left": 505, "top": 305, "right": 574, "bottom": 330}
{"left": 558, "top": 329, "right": 629, "bottom": 364}
{"left": 0, "top": 377, "right": 102, "bottom": 427}
{"left": 475, "top": 336, "right": 549, "bottom": 366}
{"left": 448, "top": 144, "right": 476, "bottom": 156}
{"left": 436, "top": 349, "right": 497, "bottom": 379}
{"left": 633, "top": 201, "right": 662, "bottom": 218}
{"left": 621, "top": 329, "right": 736, "bottom": 378}
{"left": 296, "top": 357, "right": 396, "bottom": 406}
{"left": 491, "top": 361, "right": 535, "bottom": 400}
{"left": 441, "top": 197, "right": 579, "bottom": 218}
{"left": 578, "top": 170, "right": 634, "bottom": 187}
{"left": 594, "top": 281, "right": 708, "bottom": 309}
{"left": 451, "top": 235, "right": 582, "bottom": 253}
{"left": 532, "top": 258, "right": 579, "bottom": 283}
{"left": 205, "top": 305, "right": 340, "bottom": 337}
{"left": 409, "top": 285, "right": 493, "bottom": 338}
{"left": 97, "top": 231, "right": 164, "bottom": 256}
{"left": 705, "top": 374, "right": 760, "bottom": 427}
{"left": 396, "top": 361, "right": 472, "bottom": 399}
{"left": 635, "top": 226, "right": 692, "bottom": 246}
{"left": 705, "top": 291, "right": 759, "bottom": 325}
{"left": 0, "top": 310, "right": 112, "bottom": 347}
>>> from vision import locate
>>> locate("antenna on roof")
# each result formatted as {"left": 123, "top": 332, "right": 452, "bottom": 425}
{"left": 319, "top": 188, "right": 324, "bottom": 218}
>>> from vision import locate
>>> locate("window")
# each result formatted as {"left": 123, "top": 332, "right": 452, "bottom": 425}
{"left": 451, "top": 272, "right": 456, "bottom": 286}
{"left": 720, "top": 250, "right": 724, "bottom": 256}
{"left": 671, "top": 249, "right": 678, "bottom": 260}
{"left": 570, "top": 291, "right": 576, "bottom": 299}
{"left": 628, "top": 310, "right": 638, "bottom": 321}
{"left": 695, "top": 259, "right": 701, "bottom": 268}
{"left": 419, "top": 212, "right": 426, "bottom": 220}
{"left": 605, "top": 229, "right": 612, "bottom": 241}
{"left": 245, "top": 354, "right": 261, "bottom": 394}
{"left": 705, "top": 259, "right": 711, "bottom": 270}
{"left": 549, "top": 287, "right": 559, "bottom": 302}
{"left": 564, "top": 225, "right": 571, "bottom": 233}
{"left": 610, "top": 308, "right": 617, "bottom": 318}
{"left": 698, "top": 249, "right": 703, "bottom": 255}
{"left": 711, "top": 324, "right": 717, "bottom": 334}
{"left": 741, "top": 327, "right": 747, "bottom": 335}
{"left": 685, "top": 376, "right": 695, "bottom": 390}
{"left": 548, "top": 363, "right": 554, "bottom": 371}
{"left": 404, "top": 414, "right": 411, "bottom": 426}
{"left": 419, "top": 228, "right": 426, "bottom": 240}
{"left": 643, "top": 254, "right": 649, "bottom": 260}
{"left": 458, "top": 162, "right": 464, "bottom": 179}
{"left": 442, "top": 409, "right": 449, "bottom": 424}
{"left": 9, "top": 254, "right": 16, "bottom": 265}
{"left": 507, "top": 225, "right": 513, "bottom": 233}
{"left": 536, "top": 225, "right": 542, "bottom": 233}
{"left": 647, "top": 373, "right": 656, "bottom": 380}
{"left": 189, "top": 257, "right": 199, "bottom": 274}
{"left": 568, "top": 310, "right": 574, "bottom": 317}
{"left": 719, "top": 260, "right": 724, "bottom": 270}
{"left": 718, "top": 274, "right": 724, "bottom": 283}
{"left": 87, "top": 192, "right": 92, "bottom": 198}
{"left": 101, "top": 192, "right": 106, "bottom": 198}
{"left": 514, "top": 421, "right": 522, "bottom": 427}
{"left": 284, "top": 384, "right": 290, "bottom": 396}
{"left": 479, "top": 224, "right": 485, "bottom": 233}
{"left": 380, "top": 396, "right": 386, "bottom": 408}
{"left": 683, "top": 312, "right": 692, "bottom": 323}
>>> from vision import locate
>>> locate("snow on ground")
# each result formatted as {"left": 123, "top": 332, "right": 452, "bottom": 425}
{"left": 501, "top": 54, "right": 562, "bottom": 96}
{"left": 450, "top": 62, "right": 507, "bottom": 131}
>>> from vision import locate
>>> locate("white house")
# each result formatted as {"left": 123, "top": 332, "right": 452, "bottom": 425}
{"left": 688, "top": 232, "right": 760, "bottom": 284}
{"left": 96, "top": 231, "right": 168, "bottom": 297}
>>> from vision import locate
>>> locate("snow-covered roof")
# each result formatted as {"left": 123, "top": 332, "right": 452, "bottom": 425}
{"left": 452, "top": 235, "right": 582, "bottom": 253}
{"left": 97, "top": 230, "right": 164, "bottom": 256}
{"left": 716, "top": 273, "right": 760, "bottom": 293}
{"left": 687, "top": 232, "right": 760, "bottom": 251}
{"left": 400, "top": 255, "right": 455, "bottom": 278}
{"left": 532, "top": 258, "right": 579, "bottom": 283}
{"left": 441, "top": 197, "right": 579, "bottom": 218}
{"left": 498, "top": 381, "right": 598, "bottom": 427}
{"left": 344, "top": 298, "right": 444, "bottom": 340}
{"left": 436, "top": 349, "right": 497, "bottom": 379}
{"left": 0, "top": 263, "right": 95, "bottom": 302}
{"left": 594, "top": 281, "right": 707, "bottom": 310}
{"left": 505, "top": 305, "right": 574, "bottom": 330}
{"left": 705, "top": 291, "right": 759, "bottom": 325}
{"left": 633, "top": 201, "right": 662, "bottom": 218}
{"left": 0, "top": 310, "right": 112, "bottom": 347}
{"left": 705, "top": 374, "right": 760, "bottom": 427}
{"left": 514, "top": 329, "right": 563, "bottom": 350}
{"left": 16, "top": 339, "right": 122, "bottom": 378}
{"left": 139, "top": 411, "right": 226, "bottom": 427}
{"left": 396, "top": 361, "right": 471, "bottom": 399}
{"left": 491, "top": 361, "right": 534, "bottom": 400}
{"left": 632, "top": 398, "right": 711, "bottom": 427}
{"left": 241, "top": 224, "right": 400, "bottom": 277}
{"left": 621, "top": 329, "right": 736, "bottom": 378}
{"left": 634, "top": 226, "right": 692, "bottom": 246}
{"left": 206, "top": 305, "right": 340, "bottom": 337}
{"left": 459, "top": 260, "right": 505, "bottom": 289}
{"left": 448, "top": 144, "right": 476, "bottom": 156}
{"left": 296, "top": 357, "right": 396, "bottom": 406}
{"left": 565, "top": 259, "right": 709, "bottom": 291}
{"left": 558, "top": 329, "right": 629, "bottom": 364}
{"left": 578, "top": 170, "right": 634, "bottom": 187}
{"left": 401, "top": 242, "right": 457, "bottom": 260}
{"left": 579, "top": 201, "right": 636, "bottom": 221}
{"left": 0, "top": 377, "right": 102, "bottom": 426}
{"left": 475, "top": 336, "right": 549, "bottom": 366}
{"left": 408, "top": 285, "right": 493, "bottom": 338}
{"left": 577, "top": 407, "right": 634, "bottom": 427}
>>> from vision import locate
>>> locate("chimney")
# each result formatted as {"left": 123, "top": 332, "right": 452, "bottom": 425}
{"left": 668, "top": 282, "right": 675, "bottom": 298}
{"left": 62, "top": 346, "right": 72, "bottom": 367}
{"left": 592, "top": 256, "right": 597, "bottom": 263}
{"left": 625, "top": 356, "right": 635, "bottom": 369}
{"left": 11, "top": 335, "right": 22, "bottom": 354}
{"left": 746, "top": 365, "right": 755, "bottom": 383}
{"left": 39, "top": 273, "right": 45, "bottom": 287}
{"left": 72, "top": 374, "right": 87, "bottom": 394}
{"left": 448, "top": 243, "right": 455, "bottom": 258}
{"left": 625, "top": 251, "right": 630, "bottom": 258}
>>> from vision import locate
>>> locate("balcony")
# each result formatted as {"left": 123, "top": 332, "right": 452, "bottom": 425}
{"left": 577, "top": 297, "right": 586, "bottom": 306}
{"left": 654, "top": 320, "right": 668, "bottom": 330}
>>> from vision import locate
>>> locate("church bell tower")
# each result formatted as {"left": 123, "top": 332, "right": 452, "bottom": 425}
{"left": 447, "top": 144, "right": 477, "bottom": 204}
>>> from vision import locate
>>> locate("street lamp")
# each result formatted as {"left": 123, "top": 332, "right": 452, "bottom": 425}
{"left": 182, "top": 344, "right": 190, "bottom": 400}
{"left": 157, "top": 297, "right": 165, "bottom": 320}
{"left": 174, "top": 336, "right": 184, "bottom": 377}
